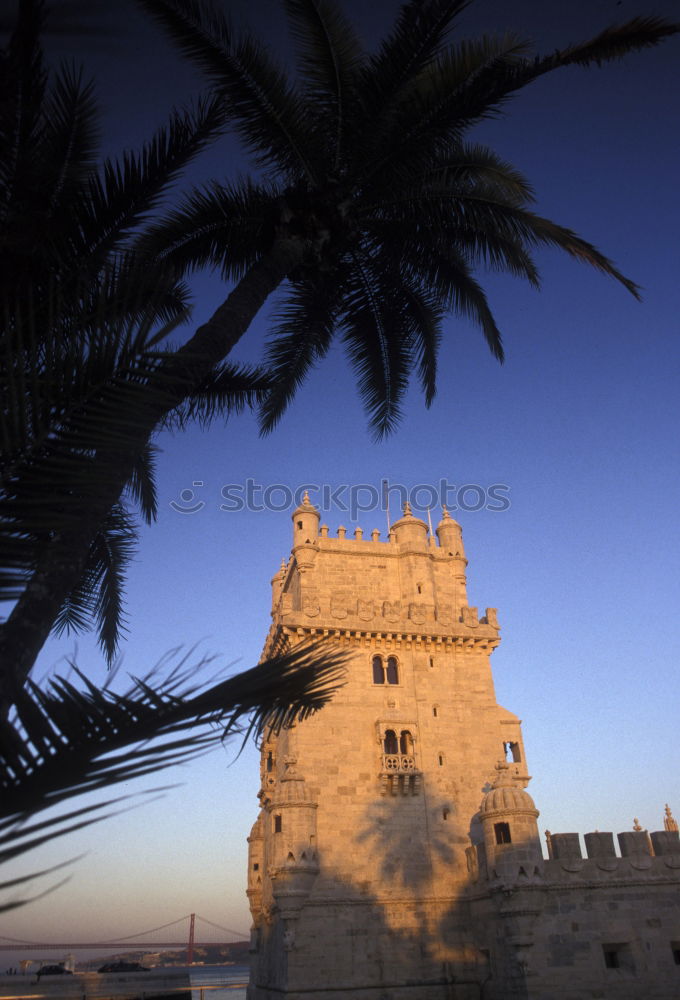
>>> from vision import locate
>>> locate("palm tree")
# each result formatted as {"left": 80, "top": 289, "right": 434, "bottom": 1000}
{"left": 0, "top": 4, "right": 346, "bottom": 896}
{"left": 2, "top": 0, "right": 677, "bottom": 705}
{"left": 0, "top": 0, "right": 270, "bottom": 685}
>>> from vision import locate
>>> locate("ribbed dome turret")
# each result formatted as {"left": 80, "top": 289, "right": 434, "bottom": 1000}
{"left": 480, "top": 762, "right": 538, "bottom": 818}
{"left": 278, "top": 758, "right": 311, "bottom": 804}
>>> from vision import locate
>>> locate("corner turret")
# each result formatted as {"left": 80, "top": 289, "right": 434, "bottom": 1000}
{"left": 270, "top": 559, "right": 287, "bottom": 615}
{"left": 292, "top": 491, "right": 320, "bottom": 546}
{"left": 436, "top": 507, "right": 469, "bottom": 606}
{"left": 478, "top": 762, "right": 542, "bottom": 879}
{"left": 268, "top": 756, "right": 319, "bottom": 934}
{"left": 391, "top": 502, "right": 428, "bottom": 548}
{"left": 436, "top": 507, "right": 466, "bottom": 559}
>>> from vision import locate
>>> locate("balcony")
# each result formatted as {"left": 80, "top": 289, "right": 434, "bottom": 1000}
{"left": 379, "top": 754, "right": 420, "bottom": 796}
{"left": 382, "top": 753, "right": 416, "bottom": 772}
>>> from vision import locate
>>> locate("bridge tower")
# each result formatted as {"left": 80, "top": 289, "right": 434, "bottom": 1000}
{"left": 246, "top": 496, "right": 530, "bottom": 999}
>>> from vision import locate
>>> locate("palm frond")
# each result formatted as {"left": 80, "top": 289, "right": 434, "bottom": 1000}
{"left": 137, "top": 0, "right": 319, "bottom": 180}
{"left": 363, "top": 0, "right": 470, "bottom": 110}
{"left": 75, "top": 93, "right": 227, "bottom": 269}
{"left": 341, "top": 249, "right": 414, "bottom": 439}
{"left": 416, "top": 246, "right": 504, "bottom": 360}
{"left": 284, "top": 0, "right": 363, "bottom": 167}
{"left": 359, "top": 32, "right": 529, "bottom": 191}
{"left": 368, "top": 18, "right": 678, "bottom": 191}
{"left": 0, "top": 0, "right": 48, "bottom": 233}
{"left": 168, "top": 361, "right": 272, "bottom": 429}
{"left": 33, "top": 66, "right": 100, "bottom": 227}
{"left": 126, "top": 444, "right": 160, "bottom": 525}
{"left": 259, "top": 272, "right": 340, "bottom": 433}
{"left": 140, "top": 177, "right": 281, "bottom": 280}
{"left": 52, "top": 505, "right": 136, "bottom": 662}
{"left": 0, "top": 642, "right": 346, "bottom": 873}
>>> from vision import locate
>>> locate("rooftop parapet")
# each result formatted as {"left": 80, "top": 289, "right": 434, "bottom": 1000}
{"left": 584, "top": 831, "right": 616, "bottom": 859}
{"left": 478, "top": 828, "right": 680, "bottom": 886}
{"left": 549, "top": 833, "right": 582, "bottom": 860}
{"left": 544, "top": 828, "right": 679, "bottom": 862}
{"left": 619, "top": 830, "right": 652, "bottom": 857}
{"left": 651, "top": 830, "right": 680, "bottom": 855}
{"left": 289, "top": 495, "right": 471, "bottom": 556}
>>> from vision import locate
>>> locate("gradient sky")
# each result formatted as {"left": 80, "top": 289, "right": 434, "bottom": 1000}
{"left": 3, "top": 0, "right": 679, "bottom": 955}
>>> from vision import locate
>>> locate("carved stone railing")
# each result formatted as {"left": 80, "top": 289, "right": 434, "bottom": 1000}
{"left": 382, "top": 753, "right": 416, "bottom": 772}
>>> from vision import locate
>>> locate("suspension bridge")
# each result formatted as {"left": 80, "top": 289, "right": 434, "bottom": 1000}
{"left": 0, "top": 913, "right": 249, "bottom": 962}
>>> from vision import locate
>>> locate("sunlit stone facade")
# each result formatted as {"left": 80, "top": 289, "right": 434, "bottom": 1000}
{"left": 246, "top": 497, "right": 680, "bottom": 1000}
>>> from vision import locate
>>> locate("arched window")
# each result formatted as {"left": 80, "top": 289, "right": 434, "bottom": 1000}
{"left": 372, "top": 655, "right": 385, "bottom": 684}
{"left": 386, "top": 656, "right": 399, "bottom": 685}
{"left": 383, "top": 730, "right": 398, "bottom": 754}
{"left": 399, "top": 730, "right": 414, "bottom": 754}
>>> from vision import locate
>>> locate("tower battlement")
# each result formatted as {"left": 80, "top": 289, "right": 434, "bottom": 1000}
{"left": 271, "top": 494, "right": 497, "bottom": 642}
{"left": 469, "top": 829, "right": 680, "bottom": 887}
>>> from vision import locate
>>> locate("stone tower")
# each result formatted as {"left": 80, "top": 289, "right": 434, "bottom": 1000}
{"left": 247, "top": 497, "right": 680, "bottom": 999}
{"left": 247, "top": 497, "right": 531, "bottom": 999}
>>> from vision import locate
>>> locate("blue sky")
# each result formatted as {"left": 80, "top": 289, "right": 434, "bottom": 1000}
{"left": 3, "top": 0, "right": 680, "bottom": 954}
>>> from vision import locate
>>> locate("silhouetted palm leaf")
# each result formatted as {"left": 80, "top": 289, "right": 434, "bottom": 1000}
{"left": 0, "top": 641, "right": 346, "bottom": 907}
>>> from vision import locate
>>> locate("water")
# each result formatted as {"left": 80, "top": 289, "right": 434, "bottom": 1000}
{"left": 189, "top": 964, "right": 248, "bottom": 1000}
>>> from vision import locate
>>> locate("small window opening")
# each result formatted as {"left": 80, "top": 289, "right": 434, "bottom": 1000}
{"left": 386, "top": 656, "right": 399, "bottom": 684}
{"left": 494, "top": 822, "right": 511, "bottom": 845}
{"left": 266, "top": 751, "right": 273, "bottom": 772}
{"left": 429, "top": 656, "right": 434, "bottom": 668}
{"left": 432, "top": 706, "right": 438, "bottom": 717}
{"left": 504, "top": 741, "right": 522, "bottom": 763}
{"left": 384, "top": 730, "right": 398, "bottom": 754}
{"left": 604, "top": 943, "right": 633, "bottom": 972}
{"left": 274, "top": 815, "right": 282, "bottom": 833}
{"left": 372, "top": 655, "right": 385, "bottom": 684}
{"left": 603, "top": 947, "right": 620, "bottom": 970}
{"left": 672, "top": 943, "right": 680, "bottom": 966}
{"left": 417, "top": 584, "right": 422, "bottom": 594}
{"left": 442, "top": 808, "right": 450, "bottom": 820}
{"left": 438, "top": 754, "right": 444, "bottom": 766}
{"left": 287, "top": 851, "right": 295, "bottom": 861}
{"left": 253, "top": 863, "right": 259, "bottom": 871}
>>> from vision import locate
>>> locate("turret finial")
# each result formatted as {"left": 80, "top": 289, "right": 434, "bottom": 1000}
{"left": 441, "top": 505, "right": 451, "bottom": 520}
{"left": 492, "top": 760, "right": 514, "bottom": 787}
{"left": 403, "top": 501, "right": 412, "bottom": 516}
{"left": 664, "top": 804, "right": 679, "bottom": 832}
{"left": 302, "top": 490, "right": 311, "bottom": 504}
{"left": 633, "top": 817, "right": 642, "bottom": 832}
